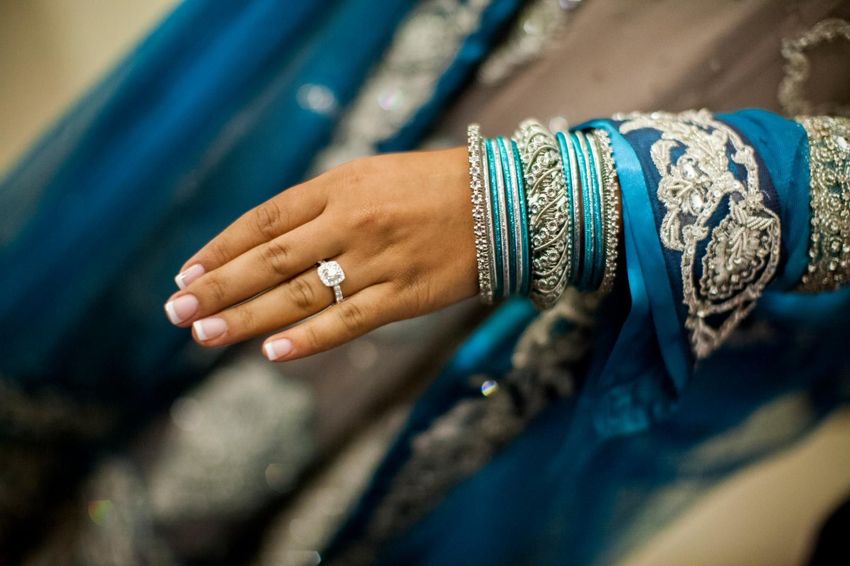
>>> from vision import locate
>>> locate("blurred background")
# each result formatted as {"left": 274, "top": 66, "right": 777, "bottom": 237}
{"left": 1, "top": 1, "right": 850, "bottom": 565}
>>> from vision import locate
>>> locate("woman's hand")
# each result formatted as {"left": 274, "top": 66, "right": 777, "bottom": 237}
{"left": 163, "top": 146, "right": 478, "bottom": 361}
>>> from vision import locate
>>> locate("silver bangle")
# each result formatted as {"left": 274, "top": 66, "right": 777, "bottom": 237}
{"left": 587, "top": 129, "right": 621, "bottom": 295}
{"left": 514, "top": 118, "right": 571, "bottom": 309}
{"left": 467, "top": 123, "right": 494, "bottom": 304}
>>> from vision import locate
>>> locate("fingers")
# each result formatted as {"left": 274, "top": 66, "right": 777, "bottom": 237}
{"left": 188, "top": 252, "right": 374, "bottom": 346}
{"left": 262, "top": 283, "right": 401, "bottom": 362}
{"left": 164, "top": 217, "right": 341, "bottom": 326}
{"left": 175, "top": 179, "right": 328, "bottom": 286}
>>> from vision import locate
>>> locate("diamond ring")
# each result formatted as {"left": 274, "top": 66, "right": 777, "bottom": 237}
{"left": 317, "top": 260, "right": 346, "bottom": 304}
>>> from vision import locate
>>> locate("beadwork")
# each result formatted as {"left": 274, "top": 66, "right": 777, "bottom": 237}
{"left": 618, "top": 110, "right": 782, "bottom": 359}
{"left": 796, "top": 116, "right": 850, "bottom": 292}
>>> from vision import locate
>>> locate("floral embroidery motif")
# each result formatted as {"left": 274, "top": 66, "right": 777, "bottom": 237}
{"left": 618, "top": 110, "right": 781, "bottom": 358}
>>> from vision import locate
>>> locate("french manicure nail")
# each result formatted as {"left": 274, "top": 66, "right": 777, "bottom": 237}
{"left": 175, "top": 264, "right": 205, "bottom": 289}
{"left": 164, "top": 294, "right": 199, "bottom": 325}
{"left": 193, "top": 317, "right": 227, "bottom": 341}
{"left": 264, "top": 338, "right": 293, "bottom": 361}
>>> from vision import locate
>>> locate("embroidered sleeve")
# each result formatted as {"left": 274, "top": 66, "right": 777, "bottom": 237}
{"left": 617, "top": 110, "right": 782, "bottom": 359}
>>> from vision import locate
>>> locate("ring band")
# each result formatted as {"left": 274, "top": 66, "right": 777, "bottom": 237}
{"left": 317, "top": 260, "right": 346, "bottom": 304}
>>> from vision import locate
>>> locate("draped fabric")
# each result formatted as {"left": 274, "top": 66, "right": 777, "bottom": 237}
{"left": 324, "top": 110, "right": 850, "bottom": 564}
{"left": 2, "top": 0, "right": 850, "bottom": 564}
{"left": 0, "top": 0, "right": 421, "bottom": 397}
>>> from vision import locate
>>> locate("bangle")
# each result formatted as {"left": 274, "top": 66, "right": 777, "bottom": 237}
{"left": 551, "top": 128, "right": 621, "bottom": 295}
{"left": 590, "top": 128, "right": 621, "bottom": 294}
{"left": 469, "top": 120, "right": 622, "bottom": 308}
{"left": 510, "top": 138, "right": 532, "bottom": 296}
{"left": 485, "top": 138, "right": 507, "bottom": 298}
{"left": 514, "top": 119, "right": 571, "bottom": 309}
{"left": 466, "top": 124, "right": 494, "bottom": 304}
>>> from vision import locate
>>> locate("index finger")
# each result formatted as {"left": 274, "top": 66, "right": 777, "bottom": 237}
{"left": 176, "top": 177, "right": 328, "bottom": 287}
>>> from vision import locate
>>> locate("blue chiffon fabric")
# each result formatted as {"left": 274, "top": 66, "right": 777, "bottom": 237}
{"left": 2, "top": 1, "right": 848, "bottom": 564}
{"left": 325, "top": 112, "right": 850, "bottom": 564}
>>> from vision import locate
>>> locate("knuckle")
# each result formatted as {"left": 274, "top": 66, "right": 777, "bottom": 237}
{"left": 235, "top": 305, "right": 256, "bottom": 332}
{"left": 352, "top": 204, "right": 385, "bottom": 232}
{"left": 208, "top": 241, "right": 231, "bottom": 267}
{"left": 287, "top": 277, "right": 317, "bottom": 311}
{"left": 252, "top": 202, "right": 283, "bottom": 239}
{"left": 337, "top": 300, "right": 368, "bottom": 335}
{"left": 204, "top": 275, "right": 228, "bottom": 304}
{"left": 261, "top": 239, "right": 292, "bottom": 276}
{"left": 302, "top": 324, "right": 323, "bottom": 352}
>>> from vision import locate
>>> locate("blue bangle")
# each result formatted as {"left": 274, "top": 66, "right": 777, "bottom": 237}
{"left": 495, "top": 137, "right": 518, "bottom": 295}
{"left": 570, "top": 131, "right": 593, "bottom": 290}
{"left": 511, "top": 139, "right": 532, "bottom": 296}
{"left": 555, "top": 130, "right": 578, "bottom": 288}
{"left": 583, "top": 130, "right": 606, "bottom": 290}
{"left": 484, "top": 139, "right": 504, "bottom": 298}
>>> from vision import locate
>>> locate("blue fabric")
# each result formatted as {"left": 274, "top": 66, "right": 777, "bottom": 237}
{"left": 718, "top": 109, "right": 812, "bottom": 290}
{"left": 326, "top": 110, "right": 850, "bottom": 565}
{"left": 2, "top": 1, "right": 846, "bottom": 563}
{"left": 0, "top": 0, "right": 418, "bottom": 398}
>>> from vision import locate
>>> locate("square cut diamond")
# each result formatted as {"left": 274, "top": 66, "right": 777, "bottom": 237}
{"left": 318, "top": 261, "right": 345, "bottom": 286}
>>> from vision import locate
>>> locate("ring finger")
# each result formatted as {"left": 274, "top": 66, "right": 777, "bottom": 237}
{"left": 189, "top": 252, "right": 378, "bottom": 347}
{"left": 164, "top": 218, "right": 342, "bottom": 327}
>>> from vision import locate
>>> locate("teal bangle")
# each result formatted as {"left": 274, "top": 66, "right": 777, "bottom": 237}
{"left": 555, "top": 131, "right": 578, "bottom": 287}
{"left": 496, "top": 137, "right": 518, "bottom": 295}
{"left": 583, "top": 130, "right": 606, "bottom": 290}
{"left": 511, "top": 139, "right": 532, "bottom": 296}
{"left": 484, "top": 139, "right": 504, "bottom": 298}
{"left": 571, "top": 131, "right": 594, "bottom": 290}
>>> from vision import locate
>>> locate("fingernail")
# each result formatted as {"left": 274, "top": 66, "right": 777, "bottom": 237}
{"left": 193, "top": 317, "right": 227, "bottom": 341}
{"left": 264, "top": 338, "right": 293, "bottom": 361}
{"left": 164, "top": 294, "right": 199, "bottom": 325}
{"left": 175, "top": 264, "right": 205, "bottom": 289}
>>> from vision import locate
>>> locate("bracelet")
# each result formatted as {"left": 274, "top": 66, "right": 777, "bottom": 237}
{"left": 466, "top": 119, "right": 622, "bottom": 308}
{"left": 467, "top": 124, "right": 495, "bottom": 304}
{"left": 591, "top": 128, "right": 621, "bottom": 294}
{"left": 514, "top": 119, "right": 571, "bottom": 309}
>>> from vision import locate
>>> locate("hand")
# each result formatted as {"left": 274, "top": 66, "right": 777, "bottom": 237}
{"left": 163, "top": 146, "right": 478, "bottom": 361}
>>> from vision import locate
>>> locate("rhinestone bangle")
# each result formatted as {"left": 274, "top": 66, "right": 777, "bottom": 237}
{"left": 514, "top": 119, "right": 571, "bottom": 309}
{"left": 467, "top": 123, "right": 495, "bottom": 304}
{"left": 590, "top": 128, "right": 621, "bottom": 295}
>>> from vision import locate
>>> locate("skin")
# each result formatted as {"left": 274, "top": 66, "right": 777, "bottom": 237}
{"left": 163, "top": 146, "right": 479, "bottom": 361}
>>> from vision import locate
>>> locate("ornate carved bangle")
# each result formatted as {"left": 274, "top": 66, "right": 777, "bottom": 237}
{"left": 466, "top": 123, "right": 494, "bottom": 304}
{"left": 796, "top": 115, "right": 850, "bottom": 292}
{"left": 514, "top": 119, "right": 571, "bottom": 309}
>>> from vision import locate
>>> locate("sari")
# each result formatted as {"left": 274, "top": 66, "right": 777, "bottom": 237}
{"left": 1, "top": 0, "right": 848, "bottom": 564}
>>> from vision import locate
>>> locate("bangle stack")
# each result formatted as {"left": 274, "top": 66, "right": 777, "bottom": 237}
{"left": 465, "top": 120, "right": 621, "bottom": 308}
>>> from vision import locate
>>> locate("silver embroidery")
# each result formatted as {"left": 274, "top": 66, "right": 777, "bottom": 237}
{"left": 618, "top": 110, "right": 781, "bottom": 358}
{"left": 796, "top": 115, "right": 850, "bottom": 291}
{"left": 308, "top": 0, "right": 494, "bottom": 175}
